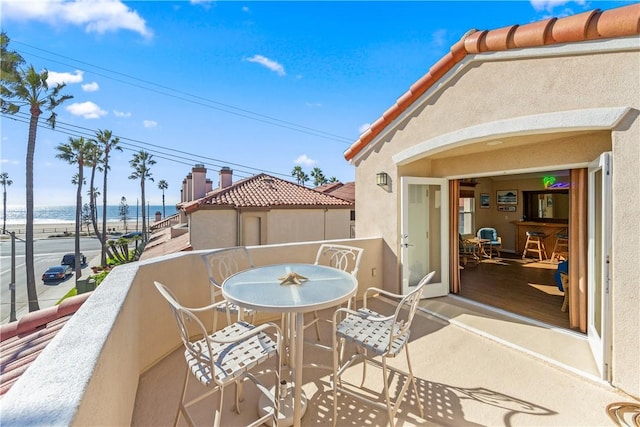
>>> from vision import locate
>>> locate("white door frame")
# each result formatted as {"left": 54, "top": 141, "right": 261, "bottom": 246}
{"left": 400, "top": 177, "right": 449, "bottom": 298}
{"left": 587, "top": 152, "right": 613, "bottom": 381}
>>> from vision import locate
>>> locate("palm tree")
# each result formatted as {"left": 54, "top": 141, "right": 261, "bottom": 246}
{"left": 291, "top": 166, "right": 305, "bottom": 185}
{"left": 56, "top": 137, "right": 92, "bottom": 280}
{"left": 2, "top": 35, "right": 73, "bottom": 311}
{"left": 311, "top": 167, "right": 327, "bottom": 187}
{"left": 84, "top": 141, "right": 103, "bottom": 238}
{"left": 129, "top": 151, "right": 155, "bottom": 243}
{"left": 157, "top": 179, "right": 168, "bottom": 218}
{"left": 0, "top": 172, "right": 12, "bottom": 233}
{"left": 94, "top": 129, "right": 121, "bottom": 266}
{"left": 328, "top": 176, "right": 339, "bottom": 183}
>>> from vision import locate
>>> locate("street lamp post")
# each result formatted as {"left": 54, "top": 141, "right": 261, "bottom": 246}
{"left": 9, "top": 231, "right": 16, "bottom": 322}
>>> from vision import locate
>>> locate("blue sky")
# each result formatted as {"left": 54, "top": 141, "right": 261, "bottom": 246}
{"left": 1, "top": 0, "right": 633, "bottom": 207}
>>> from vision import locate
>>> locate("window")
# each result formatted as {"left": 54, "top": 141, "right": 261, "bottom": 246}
{"left": 459, "top": 197, "right": 475, "bottom": 235}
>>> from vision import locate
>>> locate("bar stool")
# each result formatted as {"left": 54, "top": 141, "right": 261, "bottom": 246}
{"left": 551, "top": 231, "right": 569, "bottom": 262}
{"left": 522, "top": 231, "right": 547, "bottom": 261}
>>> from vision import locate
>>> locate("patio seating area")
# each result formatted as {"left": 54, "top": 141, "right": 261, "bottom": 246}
{"left": 2, "top": 238, "right": 635, "bottom": 426}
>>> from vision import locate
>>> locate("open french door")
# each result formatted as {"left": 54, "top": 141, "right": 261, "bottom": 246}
{"left": 587, "top": 152, "right": 612, "bottom": 381}
{"left": 400, "top": 177, "right": 449, "bottom": 298}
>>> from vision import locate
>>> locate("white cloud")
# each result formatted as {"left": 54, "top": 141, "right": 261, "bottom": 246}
{"left": 431, "top": 29, "right": 448, "bottom": 48}
{"left": 113, "top": 110, "right": 131, "bottom": 118}
{"left": 294, "top": 154, "right": 316, "bottom": 167}
{"left": 2, "top": 0, "right": 153, "bottom": 39}
{"left": 530, "top": 0, "right": 585, "bottom": 13}
{"left": 47, "top": 70, "right": 83, "bottom": 86}
{"left": 245, "top": 55, "right": 286, "bottom": 76}
{"left": 143, "top": 120, "right": 158, "bottom": 128}
{"left": 66, "top": 101, "right": 107, "bottom": 119}
{"left": 305, "top": 102, "right": 323, "bottom": 108}
{"left": 82, "top": 82, "right": 99, "bottom": 92}
{"left": 358, "top": 123, "right": 370, "bottom": 135}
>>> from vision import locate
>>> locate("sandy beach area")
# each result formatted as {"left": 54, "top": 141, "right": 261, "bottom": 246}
{"left": 1, "top": 221, "right": 132, "bottom": 240}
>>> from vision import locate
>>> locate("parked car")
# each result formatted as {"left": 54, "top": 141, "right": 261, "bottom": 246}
{"left": 42, "top": 265, "right": 73, "bottom": 282}
{"left": 61, "top": 253, "right": 87, "bottom": 267}
{"left": 122, "top": 231, "right": 142, "bottom": 239}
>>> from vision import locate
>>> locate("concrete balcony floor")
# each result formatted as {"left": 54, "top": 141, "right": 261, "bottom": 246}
{"left": 132, "top": 297, "right": 630, "bottom": 426}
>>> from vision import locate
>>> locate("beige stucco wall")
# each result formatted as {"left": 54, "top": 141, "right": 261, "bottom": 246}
{"left": 190, "top": 209, "right": 238, "bottom": 250}
{"left": 352, "top": 41, "right": 639, "bottom": 397}
{"left": 189, "top": 207, "right": 353, "bottom": 250}
{"left": 265, "top": 208, "right": 352, "bottom": 244}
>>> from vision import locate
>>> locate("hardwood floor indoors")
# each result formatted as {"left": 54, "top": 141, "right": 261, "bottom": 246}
{"left": 458, "top": 252, "right": 574, "bottom": 331}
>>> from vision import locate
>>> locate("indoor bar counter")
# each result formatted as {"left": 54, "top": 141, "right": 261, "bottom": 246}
{"left": 512, "top": 221, "right": 568, "bottom": 258}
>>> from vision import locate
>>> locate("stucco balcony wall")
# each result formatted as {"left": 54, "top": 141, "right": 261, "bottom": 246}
{"left": 0, "top": 238, "right": 383, "bottom": 426}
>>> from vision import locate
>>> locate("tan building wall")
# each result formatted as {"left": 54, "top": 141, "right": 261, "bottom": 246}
{"left": 189, "top": 207, "right": 353, "bottom": 250}
{"left": 352, "top": 41, "right": 639, "bottom": 397}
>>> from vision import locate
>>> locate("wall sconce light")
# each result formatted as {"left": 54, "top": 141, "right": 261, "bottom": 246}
{"left": 376, "top": 172, "right": 388, "bottom": 186}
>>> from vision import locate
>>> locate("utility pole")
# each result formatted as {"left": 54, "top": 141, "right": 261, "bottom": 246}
{"left": 136, "top": 198, "right": 139, "bottom": 231}
{"left": 8, "top": 231, "right": 17, "bottom": 322}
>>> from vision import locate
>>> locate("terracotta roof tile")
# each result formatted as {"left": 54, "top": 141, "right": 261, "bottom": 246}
{"left": 0, "top": 293, "right": 90, "bottom": 397}
{"left": 344, "top": 4, "right": 640, "bottom": 162}
{"left": 315, "top": 181, "right": 355, "bottom": 203}
{"left": 183, "top": 173, "right": 353, "bottom": 214}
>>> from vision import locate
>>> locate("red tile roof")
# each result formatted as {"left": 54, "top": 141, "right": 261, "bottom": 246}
{"left": 344, "top": 3, "right": 640, "bottom": 162}
{"left": 315, "top": 181, "right": 355, "bottom": 203}
{"left": 0, "top": 293, "right": 91, "bottom": 397}
{"left": 139, "top": 227, "right": 191, "bottom": 261}
{"left": 181, "top": 173, "right": 353, "bottom": 214}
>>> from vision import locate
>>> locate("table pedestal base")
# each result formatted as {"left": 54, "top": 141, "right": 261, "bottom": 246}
{"left": 258, "top": 383, "right": 308, "bottom": 427}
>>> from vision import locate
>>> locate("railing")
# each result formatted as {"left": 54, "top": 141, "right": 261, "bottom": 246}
{"left": 150, "top": 213, "right": 180, "bottom": 231}
{"left": 0, "top": 237, "right": 383, "bottom": 425}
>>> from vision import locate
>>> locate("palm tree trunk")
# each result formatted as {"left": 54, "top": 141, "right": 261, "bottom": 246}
{"left": 75, "top": 165, "right": 83, "bottom": 279}
{"left": 101, "top": 151, "right": 109, "bottom": 267}
{"left": 26, "top": 107, "right": 40, "bottom": 311}
{"left": 141, "top": 179, "right": 146, "bottom": 243}
{"left": 162, "top": 191, "right": 165, "bottom": 218}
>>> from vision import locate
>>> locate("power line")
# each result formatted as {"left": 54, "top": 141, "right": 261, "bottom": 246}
{"left": 2, "top": 111, "right": 291, "bottom": 180}
{"left": 12, "top": 41, "right": 354, "bottom": 145}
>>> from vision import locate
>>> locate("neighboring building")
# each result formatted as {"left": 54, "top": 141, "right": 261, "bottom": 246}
{"left": 178, "top": 167, "right": 354, "bottom": 250}
{"left": 315, "top": 181, "right": 356, "bottom": 237}
{"left": 344, "top": 4, "right": 639, "bottom": 399}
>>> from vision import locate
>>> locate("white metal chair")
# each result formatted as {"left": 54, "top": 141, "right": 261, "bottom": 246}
{"left": 331, "top": 271, "right": 435, "bottom": 427}
{"left": 201, "top": 247, "right": 255, "bottom": 332}
{"left": 154, "top": 281, "right": 282, "bottom": 427}
{"left": 305, "top": 244, "right": 364, "bottom": 341}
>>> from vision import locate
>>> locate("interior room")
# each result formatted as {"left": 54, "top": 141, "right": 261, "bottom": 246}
{"left": 457, "top": 170, "right": 573, "bottom": 330}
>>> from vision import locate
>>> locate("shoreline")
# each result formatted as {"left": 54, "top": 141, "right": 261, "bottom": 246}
{"left": 1, "top": 221, "right": 133, "bottom": 239}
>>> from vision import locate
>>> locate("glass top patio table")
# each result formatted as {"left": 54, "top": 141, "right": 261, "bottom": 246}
{"left": 222, "top": 263, "right": 357, "bottom": 313}
{"left": 222, "top": 263, "right": 357, "bottom": 427}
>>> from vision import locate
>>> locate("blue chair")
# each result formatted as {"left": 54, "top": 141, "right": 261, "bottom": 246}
{"left": 477, "top": 227, "right": 502, "bottom": 258}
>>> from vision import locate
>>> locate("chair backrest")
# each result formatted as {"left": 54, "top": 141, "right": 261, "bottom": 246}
{"left": 390, "top": 270, "right": 436, "bottom": 347}
{"left": 201, "top": 247, "right": 254, "bottom": 290}
{"left": 477, "top": 227, "right": 498, "bottom": 242}
{"left": 314, "top": 244, "right": 364, "bottom": 277}
{"left": 154, "top": 281, "right": 213, "bottom": 367}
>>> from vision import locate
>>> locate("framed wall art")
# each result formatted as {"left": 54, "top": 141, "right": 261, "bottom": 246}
{"left": 496, "top": 190, "right": 518, "bottom": 205}
{"left": 480, "top": 193, "right": 490, "bottom": 209}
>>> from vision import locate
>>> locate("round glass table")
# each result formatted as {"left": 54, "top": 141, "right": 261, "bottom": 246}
{"left": 223, "top": 263, "right": 358, "bottom": 427}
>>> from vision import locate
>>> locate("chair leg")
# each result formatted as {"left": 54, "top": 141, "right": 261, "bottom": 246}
{"left": 175, "top": 367, "right": 191, "bottom": 427}
{"left": 381, "top": 357, "right": 395, "bottom": 427}
{"left": 406, "top": 345, "right": 424, "bottom": 418}
{"left": 312, "top": 311, "right": 321, "bottom": 341}
{"left": 215, "top": 386, "right": 224, "bottom": 427}
{"left": 332, "top": 330, "right": 340, "bottom": 427}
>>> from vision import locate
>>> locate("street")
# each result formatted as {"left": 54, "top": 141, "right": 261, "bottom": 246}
{"left": 0, "top": 236, "right": 101, "bottom": 324}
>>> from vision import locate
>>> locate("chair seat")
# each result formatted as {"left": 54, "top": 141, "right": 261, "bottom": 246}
{"left": 186, "top": 321, "right": 278, "bottom": 387}
{"left": 336, "top": 308, "right": 409, "bottom": 357}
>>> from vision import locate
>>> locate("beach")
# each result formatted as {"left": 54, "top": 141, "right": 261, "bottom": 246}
{"left": 1, "top": 221, "right": 132, "bottom": 240}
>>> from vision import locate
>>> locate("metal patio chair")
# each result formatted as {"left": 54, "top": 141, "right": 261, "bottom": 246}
{"left": 201, "top": 247, "right": 255, "bottom": 332}
{"left": 154, "top": 281, "right": 282, "bottom": 427}
{"left": 304, "top": 244, "right": 364, "bottom": 341}
{"left": 331, "top": 271, "right": 435, "bottom": 427}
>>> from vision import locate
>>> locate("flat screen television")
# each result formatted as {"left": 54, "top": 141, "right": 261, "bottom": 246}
{"left": 522, "top": 190, "right": 569, "bottom": 223}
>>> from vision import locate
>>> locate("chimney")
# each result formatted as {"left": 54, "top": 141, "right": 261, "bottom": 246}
{"left": 220, "top": 167, "right": 233, "bottom": 189}
{"left": 192, "top": 164, "right": 207, "bottom": 200}
{"left": 181, "top": 179, "right": 187, "bottom": 202}
{"left": 205, "top": 178, "right": 213, "bottom": 194}
{"left": 185, "top": 173, "right": 193, "bottom": 202}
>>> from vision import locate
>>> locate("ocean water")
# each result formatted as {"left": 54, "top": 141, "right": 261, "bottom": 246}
{"left": 3, "top": 205, "right": 178, "bottom": 225}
